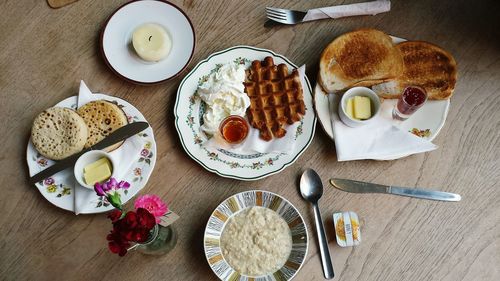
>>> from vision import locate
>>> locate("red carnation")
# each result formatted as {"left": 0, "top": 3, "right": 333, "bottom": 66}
{"left": 106, "top": 208, "right": 157, "bottom": 256}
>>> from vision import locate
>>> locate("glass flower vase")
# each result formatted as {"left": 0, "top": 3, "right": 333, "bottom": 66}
{"left": 136, "top": 224, "right": 177, "bottom": 255}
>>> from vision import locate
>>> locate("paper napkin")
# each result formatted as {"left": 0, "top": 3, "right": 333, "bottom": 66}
{"left": 204, "top": 66, "right": 307, "bottom": 154}
{"left": 328, "top": 94, "right": 437, "bottom": 161}
{"left": 302, "top": 0, "right": 390, "bottom": 22}
{"left": 74, "top": 81, "right": 144, "bottom": 214}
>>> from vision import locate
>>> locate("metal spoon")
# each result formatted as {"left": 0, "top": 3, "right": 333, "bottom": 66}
{"left": 300, "top": 169, "right": 334, "bottom": 279}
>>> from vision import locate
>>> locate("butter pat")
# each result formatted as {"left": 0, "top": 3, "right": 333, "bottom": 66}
{"left": 345, "top": 97, "right": 355, "bottom": 119}
{"left": 83, "top": 157, "right": 110, "bottom": 173}
{"left": 353, "top": 96, "right": 372, "bottom": 119}
{"left": 333, "top": 211, "right": 361, "bottom": 247}
{"left": 83, "top": 158, "right": 112, "bottom": 185}
{"left": 132, "top": 23, "right": 172, "bottom": 62}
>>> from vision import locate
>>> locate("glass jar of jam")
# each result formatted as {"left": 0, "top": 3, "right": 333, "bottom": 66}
{"left": 219, "top": 115, "right": 249, "bottom": 144}
{"left": 392, "top": 86, "right": 427, "bottom": 121}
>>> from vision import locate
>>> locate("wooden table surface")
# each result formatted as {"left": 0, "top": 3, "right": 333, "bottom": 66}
{"left": 1, "top": 0, "right": 499, "bottom": 280}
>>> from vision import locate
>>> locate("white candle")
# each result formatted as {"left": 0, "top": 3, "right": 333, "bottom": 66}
{"left": 132, "top": 23, "right": 172, "bottom": 62}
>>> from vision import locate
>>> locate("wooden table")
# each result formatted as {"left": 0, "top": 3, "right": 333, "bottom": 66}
{"left": 1, "top": 0, "right": 499, "bottom": 280}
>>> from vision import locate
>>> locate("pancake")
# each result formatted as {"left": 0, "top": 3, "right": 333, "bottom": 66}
{"left": 31, "top": 107, "right": 88, "bottom": 160}
{"left": 77, "top": 100, "right": 128, "bottom": 152}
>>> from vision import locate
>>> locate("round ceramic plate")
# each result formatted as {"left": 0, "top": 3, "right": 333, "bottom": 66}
{"left": 100, "top": 0, "right": 195, "bottom": 84}
{"left": 314, "top": 36, "right": 450, "bottom": 160}
{"left": 26, "top": 94, "right": 157, "bottom": 214}
{"left": 175, "top": 45, "right": 316, "bottom": 181}
{"left": 204, "top": 190, "right": 308, "bottom": 281}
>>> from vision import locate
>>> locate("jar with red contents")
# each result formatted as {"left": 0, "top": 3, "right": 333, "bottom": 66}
{"left": 392, "top": 86, "right": 427, "bottom": 121}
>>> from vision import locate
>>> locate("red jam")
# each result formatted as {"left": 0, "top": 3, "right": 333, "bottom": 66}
{"left": 219, "top": 115, "right": 249, "bottom": 144}
{"left": 397, "top": 86, "right": 427, "bottom": 115}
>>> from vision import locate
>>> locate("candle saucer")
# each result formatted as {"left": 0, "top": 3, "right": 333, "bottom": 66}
{"left": 100, "top": 0, "right": 195, "bottom": 85}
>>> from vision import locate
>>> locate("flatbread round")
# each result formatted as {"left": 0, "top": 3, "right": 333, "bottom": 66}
{"left": 77, "top": 100, "right": 128, "bottom": 152}
{"left": 31, "top": 107, "right": 88, "bottom": 160}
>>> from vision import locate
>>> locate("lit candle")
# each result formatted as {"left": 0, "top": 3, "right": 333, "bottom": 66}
{"left": 132, "top": 23, "right": 172, "bottom": 62}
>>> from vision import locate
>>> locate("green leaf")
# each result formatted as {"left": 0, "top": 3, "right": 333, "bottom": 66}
{"left": 145, "top": 159, "right": 150, "bottom": 165}
{"left": 138, "top": 158, "right": 144, "bottom": 162}
{"left": 124, "top": 189, "right": 128, "bottom": 195}
{"left": 97, "top": 201, "right": 102, "bottom": 208}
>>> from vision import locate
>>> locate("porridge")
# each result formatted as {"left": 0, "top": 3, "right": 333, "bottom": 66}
{"left": 220, "top": 206, "right": 292, "bottom": 276}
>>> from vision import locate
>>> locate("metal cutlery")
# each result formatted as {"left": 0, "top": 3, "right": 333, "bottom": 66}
{"left": 300, "top": 169, "right": 334, "bottom": 279}
{"left": 330, "top": 178, "right": 461, "bottom": 201}
{"left": 29, "top": 121, "right": 149, "bottom": 185}
{"left": 266, "top": 0, "right": 391, "bottom": 25}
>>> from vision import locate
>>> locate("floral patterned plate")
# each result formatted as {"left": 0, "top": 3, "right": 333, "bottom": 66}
{"left": 204, "top": 190, "right": 308, "bottom": 281}
{"left": 314, "top": 36, "right": 450, "bottom": 160}
{"left": 175, "top": 46, "right": 316, "bottom": 180}
{"left": 26, "top": 94, "right": 157, "bottom": 214}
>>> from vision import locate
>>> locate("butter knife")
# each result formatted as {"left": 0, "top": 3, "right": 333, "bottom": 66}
{"left": 329, "top": 178, "right": 461, "bottom": 201}
{"left": 29, "top": 121, "right": 149, "bottom": 185}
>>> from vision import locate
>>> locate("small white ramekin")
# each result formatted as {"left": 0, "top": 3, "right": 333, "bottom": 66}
{"left": 339, "top": 87, "right": 381, "bottom": 127}
{"left": 74, "top": 150, "right": 116, "bottom": 190}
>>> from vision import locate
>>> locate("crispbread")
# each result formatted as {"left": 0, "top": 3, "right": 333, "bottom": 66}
{"left": 319, "top": 29, "right": 403, "bottom": 93}
{"left": 31, "top": 107, "right": 88, "bottom": 160}
{"left": 372, "top": 41, "right": 457, "bottom": 100}
{"left": 77, "top": 100, "right": 128, "bottom": 152}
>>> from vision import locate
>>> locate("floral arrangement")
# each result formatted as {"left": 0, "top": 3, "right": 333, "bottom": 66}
{"left": 94, "top": 178, "right": 168, "bottom": 256}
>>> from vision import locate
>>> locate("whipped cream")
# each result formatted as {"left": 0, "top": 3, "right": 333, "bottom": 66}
{"left": 197, "top": 63, "right": 250, "bottom": 136}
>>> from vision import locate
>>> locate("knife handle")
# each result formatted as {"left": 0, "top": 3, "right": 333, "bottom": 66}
{"left": 389, "top": 186, "right": 461, "bottom": 202}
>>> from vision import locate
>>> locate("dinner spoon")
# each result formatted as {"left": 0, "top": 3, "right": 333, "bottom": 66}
{"left": 300, "top": 168, "right": 334, "bottom": 279}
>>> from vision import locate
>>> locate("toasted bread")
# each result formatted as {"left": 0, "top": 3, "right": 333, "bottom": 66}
{"left": 319, "top": 29, "right": 403, "bottom": 93}
{"left": 372, "top": 41, "right": 457, "bottom": 100}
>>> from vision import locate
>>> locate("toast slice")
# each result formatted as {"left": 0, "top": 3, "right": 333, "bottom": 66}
{"left": 372, "top": 41, "right": 457, "bottom": 100}
{"left": 319, "top": 29, "right": 403, "bottom": 93}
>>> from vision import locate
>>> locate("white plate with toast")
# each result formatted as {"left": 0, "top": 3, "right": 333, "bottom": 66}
{"left": 26, "top": 94, "right": 157, "bottom": 213}
{"left": 315, "top": 35, "right": 452, "bottom": 160}
{"left": 175, "top": 46, "right": 316, "bottom": 180}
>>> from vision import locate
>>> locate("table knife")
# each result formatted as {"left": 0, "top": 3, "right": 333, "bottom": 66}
{"left": 329, "top": 178, "right": 461, "bottom": 201}
{"left": 29, "top": 121, "right": 149, "bottom": 185}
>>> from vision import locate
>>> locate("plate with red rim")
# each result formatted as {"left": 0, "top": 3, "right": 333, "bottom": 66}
{"left": 100, "top": 0, "right": 195, "bottom": 85}
{"left": 314, "top": 36, "right": 450, "bottom": 160}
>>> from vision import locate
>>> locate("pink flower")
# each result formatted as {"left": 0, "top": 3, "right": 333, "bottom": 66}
{"left": 44, "top": 177, "right": 54, "bottom": 185}
{"left": 134, "top": 195, "right": 168, "bottom": 223}
{"left": 140, "top": 149, "right": 149, "bottom": 157}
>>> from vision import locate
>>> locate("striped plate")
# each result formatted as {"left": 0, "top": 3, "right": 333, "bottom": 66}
{"left": 204, "top": 190, "right": 308, "bottom": 280}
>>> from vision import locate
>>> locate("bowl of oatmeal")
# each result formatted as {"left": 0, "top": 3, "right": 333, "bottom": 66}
{"left": 204, "top": 190, "right": 308, "bottom": 280}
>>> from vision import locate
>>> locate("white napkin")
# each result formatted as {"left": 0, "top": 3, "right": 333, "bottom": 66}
{"left": 328, "top": 94, "right": 437, "bottom": 161}
{"left": 302, "top": 0, "right": 390, "bottom": 22}
{"left": 203, "top": 66, "right": 307, "bottom": 154}
{"left": 74, "top": 81, "right": 144, "bottom": 214}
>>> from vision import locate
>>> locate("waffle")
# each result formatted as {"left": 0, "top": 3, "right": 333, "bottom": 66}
{"left": 244, "top": 57, "right": 306, "bottom": 141}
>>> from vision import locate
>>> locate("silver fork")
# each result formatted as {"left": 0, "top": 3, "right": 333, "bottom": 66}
{"left": 266, "top": 7, "right": 306, "bottom": 25}
{"left": 265, "top": 1, "right": 391, "bottom": 25}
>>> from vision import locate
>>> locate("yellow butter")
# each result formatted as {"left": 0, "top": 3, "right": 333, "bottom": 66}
{"left": 83, "top": 157, "right": 110, "bottom": 173}
{"left": 346, "top": 98, "right": 355, "bottom": 119}
{"left": 84, "top": 161, "right": 112, "bottom": 185}
{"left": 353, "top": 96, "right": 371, "bottom": 120}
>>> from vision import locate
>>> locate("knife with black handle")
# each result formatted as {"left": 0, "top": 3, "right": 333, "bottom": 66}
{"left": 29, "top": 121, "right": 149, "bottom": 185}
{"left": 329, "top": 178, "right": 461, "bottom": 201}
